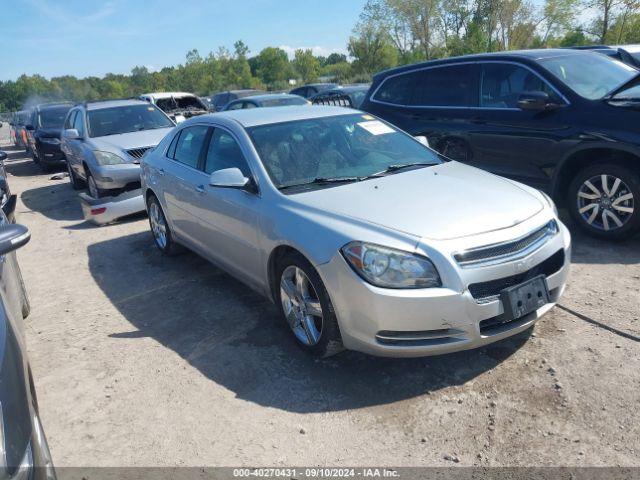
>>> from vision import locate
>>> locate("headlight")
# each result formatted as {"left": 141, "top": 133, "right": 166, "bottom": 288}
{"left": 341, "top": 242, "right": 441, "bottom": 289}
{"left": 93, "top": 151, "right": 126, "bottom": 166}
{"left": 39, "top": 137, "right": 60, "bottom": 145}
{"left": 541, "top": 191, "right": 558, "bottom": 216}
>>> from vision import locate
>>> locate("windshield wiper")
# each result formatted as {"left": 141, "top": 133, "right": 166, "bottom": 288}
{"left": 366, "top": 162, "right": 437, "bottom": 178}
{"left": 279, "top": 176, "right": 361, "bottom": 190}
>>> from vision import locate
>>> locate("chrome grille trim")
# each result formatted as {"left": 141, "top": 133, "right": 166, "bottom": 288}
{"left": 454, "top": 220, "right": 558, "bottom": 268}
{"left": 126, "top": 146, "right": 153, "bottom": 160}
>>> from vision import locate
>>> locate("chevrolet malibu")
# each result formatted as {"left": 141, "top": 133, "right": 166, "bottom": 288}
{"left": 141, "top": 107, "right": 571, "bottom": 357}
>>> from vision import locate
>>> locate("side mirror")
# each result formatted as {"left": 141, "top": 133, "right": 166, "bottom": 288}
{"left": 0, "top": 224, "right": 30, "bottom": 256}
{"left": 415, "top": 135, "right": 430, "bottom": 147}
{"left": 63, "top": 128, "right": 81, "bottom": 140}
{"left": 25, "top": 124, "right": 35, "bottom": 131}
{"left": 209, "top": 168, "right": 250, "bottom": 189}
{"left": 0, "top": 151, "right": 7, "bottom": 162}
{"left": 518, "top": 91, "right": 552, "bottom": 111}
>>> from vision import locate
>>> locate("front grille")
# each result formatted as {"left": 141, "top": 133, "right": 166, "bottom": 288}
{"left": 312, "top": 94, "right": 353, "bottom": 108}
{"left": 468, "top": 249, "right": 565, "bottom": 303}
{"left": 455, "top": 220, "right": 558, "bottom": 267}
{"left": 126, "top": 146, "right": 153, "bottom": 160}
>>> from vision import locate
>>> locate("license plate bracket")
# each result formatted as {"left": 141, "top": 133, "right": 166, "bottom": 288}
{"left": 500, "top": 275, "right": 550, "bottom": 321}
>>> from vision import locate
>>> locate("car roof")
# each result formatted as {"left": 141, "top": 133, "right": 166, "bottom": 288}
{"left": 374, "top": 48, "right": 602, "bottom": 78}
{"left": 322, "top": 85, "right": 370, "bottom": 94}
{"left": 84, "top": 99, "right": 150, "bottom": 111}
{"left": 239, "top": 93, "right": 306, "bottom": 102}
{"left": 211, "top": 105, "right": 356, "bottom": 127}
{"left": 36, "top": 102, "right": 73, "bottom": 111}
{"left": 140, "top": 92, "right": 197, "bottom": 99}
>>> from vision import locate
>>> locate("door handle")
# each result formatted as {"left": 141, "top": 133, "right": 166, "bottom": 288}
{"left": 195, "top": 185, "right": 205, "bottom": 194}
{"left": 158, "top": 168, "right": 165, "bottom": 176}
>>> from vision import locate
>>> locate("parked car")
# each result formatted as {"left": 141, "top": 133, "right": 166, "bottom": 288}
{"left": 25, "top": 103, "right": 73, "bottom": 170}
{"left": 139, "top": 92, "right": 209, "bottom": 123}
{"left": 362, "top": 48, "right": 640, "bottom": 240}
{"left": 569, "top": 44, "right": 640, "bottom": 68}
{"left": 210, "top": 90, "right": 265, "bottom": 112}
{"left": 0, "top": 205, "right": 56, "bottom": 479}
{"left": 289, "top": 83, "right": 338, "bottom": 99}
{"left": 141, "top": 106, "right": 570, "bottom": 358}
{"left": 61, "top": 99, "right": 175, "bottom": 198}
{"left": 222, "top": 93, "right": 310, "bottom": 111}
{"left": 311, "top": 85, "right": 371, "bottom": 108}
{"left": 0, "top": 151, "right": 18, "bottom": 223}
{"left": 10, "top": 111, "right": 30, "bottom": 150}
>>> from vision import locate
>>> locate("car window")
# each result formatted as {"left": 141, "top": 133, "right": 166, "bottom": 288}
{"left": 227, "top": 102, "right": 244, "bottom": 111}
{"left": 204, "top": 129, "right": 251, "bottom": 176}
{"left": 291, "top": 87, "right": 306, "bottom": 97}
{"left": 64, "top": 110, "right": 77, "bottom": 130}
{"left": 480, "top": 63, "right": 561, "bottom": 108}
{"left": 167, "top": 130, "right": 181, "bottom": 158}
{"left": 87, "top": 104, "right": 174, "bottom": 137}
{"left": 244, "top": 102, "right": 257, "bottom": 109}
{"left": 375, "top": 64, "right": 478, "bottom": 107}
{"left": 73, "top": 111, "right": 85, "bottom": 137}
{"left": 172, "top": 125, "right": 209, "bottom": 168}
{"left": 38, "top": 107, "right": 71, "bottom": 128}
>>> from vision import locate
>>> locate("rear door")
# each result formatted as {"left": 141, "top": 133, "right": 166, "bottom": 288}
{"left": 367, "top": 63, "right": 480, "bottom": 162}
{"left": 465, "top": 61, "right": 571, "bottom": 186}
{"left": 160, "top": 124, "right": 211, "bottom": 249}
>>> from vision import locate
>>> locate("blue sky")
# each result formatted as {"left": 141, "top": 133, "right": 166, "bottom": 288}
{"left": 1, "top": 0, "right": 367, "bottom": 81}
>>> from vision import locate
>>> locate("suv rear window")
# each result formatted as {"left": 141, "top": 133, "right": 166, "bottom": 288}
{"left": 374, "top": 64, "right": 478, "bottom": 107}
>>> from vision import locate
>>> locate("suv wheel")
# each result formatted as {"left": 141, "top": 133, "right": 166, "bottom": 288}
{"left": 568, "top": 163, "right": 639, "bottom": 240}
{"left": 147, "top": 194, "right": 183, "bottom": 255}
{"left": 276, "top": 252, "right": 343, "bottom": 357}
{"left": 67, "top": 162, "right": 85, "bottom": 190}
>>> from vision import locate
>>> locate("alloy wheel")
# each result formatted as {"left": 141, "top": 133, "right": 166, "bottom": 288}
{"left": 577, "top": 174, "right": 634, "bottom": 232}
{"left": 280, "top": 265, "right": 324, "bottom": 346}
{"left": 148, "top": 201, "right": 167, "bottom": 249}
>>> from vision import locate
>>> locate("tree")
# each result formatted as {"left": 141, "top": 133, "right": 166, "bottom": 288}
{"left": 325, "top": 53, "right": 348, "bottom": 65}
{"left": 293, "top": 49, "right": 320, "bottom": 83}
{"left": 256, "top": 47, "right": 291, "bottom": 86}
{"left": 348, "top": 24, "right": 398, "bottom": 74}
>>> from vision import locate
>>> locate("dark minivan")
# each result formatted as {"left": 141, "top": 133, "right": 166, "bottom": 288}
{"left": 361, "top": 49, "right": 640, "bottom": 240}
{"left": 26, "top": 103, "right": 73, "bottom": 169}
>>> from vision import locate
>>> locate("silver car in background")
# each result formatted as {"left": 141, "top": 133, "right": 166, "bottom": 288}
{"left": 141, "top": 106, "right": 570, "bottom": 358}
{"left": 61, "top": 99, "right": 175, "bottom": 198}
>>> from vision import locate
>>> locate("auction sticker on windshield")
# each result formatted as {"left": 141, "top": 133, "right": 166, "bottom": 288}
{"left": 357, "top": 120, "right": 394, "bottom": 136}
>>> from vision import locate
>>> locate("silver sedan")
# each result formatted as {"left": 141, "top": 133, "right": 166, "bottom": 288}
{"left": 141, "top": 106, "right": 571, "bottom": 357}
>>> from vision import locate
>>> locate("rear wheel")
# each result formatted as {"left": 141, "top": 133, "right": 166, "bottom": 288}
{"left": 568, "top": 163, "right": 639, "bottom": 240}
{"left": 147, "top": 194, "right": 183, "bottom": 256}
{"left": 276, "top": 252, "right": 343, "bottom": 357}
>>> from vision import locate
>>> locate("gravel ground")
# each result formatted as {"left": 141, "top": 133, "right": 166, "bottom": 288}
{"left": 0, "top": 123, "right": 639, "bottom": 469}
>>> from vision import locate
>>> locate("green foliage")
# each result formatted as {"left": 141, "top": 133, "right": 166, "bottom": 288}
{"left": 255, "top": 47, "right": 291, "bottom": 87}
{"left": 293, "top": 49, "right": 320, "bottom": 83}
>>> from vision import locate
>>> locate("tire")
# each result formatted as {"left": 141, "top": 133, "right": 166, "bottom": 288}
{"left": 275, "top": 252, "right": 343, "bottom": 357}
{"left": 67, "top": 162, "right": 85, "bottom": 190}
{"left": 147, "top": 194, "right": 183, "bottom": 256}
{"left": 567, "top": 163, "right": 640, "bottom": 240}
{"left": 32, "top": 148, "right": 40, "bottom": 164}
{"left": 86, "top": 170, "right": 103, "bottom": 198}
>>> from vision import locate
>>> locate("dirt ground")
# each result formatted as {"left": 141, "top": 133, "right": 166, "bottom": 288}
{"left": 0, "top": 123, "right": 638, "bottom": 468}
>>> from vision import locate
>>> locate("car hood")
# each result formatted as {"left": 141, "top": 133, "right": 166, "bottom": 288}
{"left": 290, "top": 161, "right": 544, "bottom": 241}
{"left": 92, "top": 127, "right": 174, "bottom": 152}
{"left": 36, "top": 127, "right": 63, "bottom": 138}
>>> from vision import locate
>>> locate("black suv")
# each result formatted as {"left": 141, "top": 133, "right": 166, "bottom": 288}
{"left": 361, "top": 49, "right": 640, "bottom": 240}
{"left": 25, "top": 103, "right": 73, "bottom": 170}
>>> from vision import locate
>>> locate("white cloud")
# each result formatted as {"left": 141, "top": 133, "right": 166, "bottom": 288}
{"left": 278, "top": 45, "right": 348, "bottom": 59}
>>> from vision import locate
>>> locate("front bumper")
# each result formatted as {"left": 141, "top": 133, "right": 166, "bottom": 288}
{"left": 317, "top": 218, "right": 571, "bottom": 357}
{"left": 36, "top": 142, "right": 65, "bottom": 164}
{"left": 92, "top": 163, "right": 141, "bottom": 190}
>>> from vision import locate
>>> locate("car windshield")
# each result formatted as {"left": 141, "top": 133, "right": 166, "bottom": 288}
{"left": 38, "top": 107, "right": 71, "bottom": 128}
{"left": 260, "top": 97, "right": 308, "bottom": 108}
{"left": 538, "top": 53, "right": 639, "bottom": 100}
{"left": 87, "top": 104, "right": 174, "bottom": 137}
{"left": 248, "top": 113, "right": 442, "bottom": 191}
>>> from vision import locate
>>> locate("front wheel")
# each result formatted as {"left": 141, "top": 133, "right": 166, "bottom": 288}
{"left": 568, "top": 163, "right": 639, "bottom": 240}
{"left": 67, "top": 162, "right": 85, "bottom": 190}
{"left": 86, "top": 170, "right": 103, "bottom": 198}
{"left": 276, "top": 252, "right": 343, "bottom": 357}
